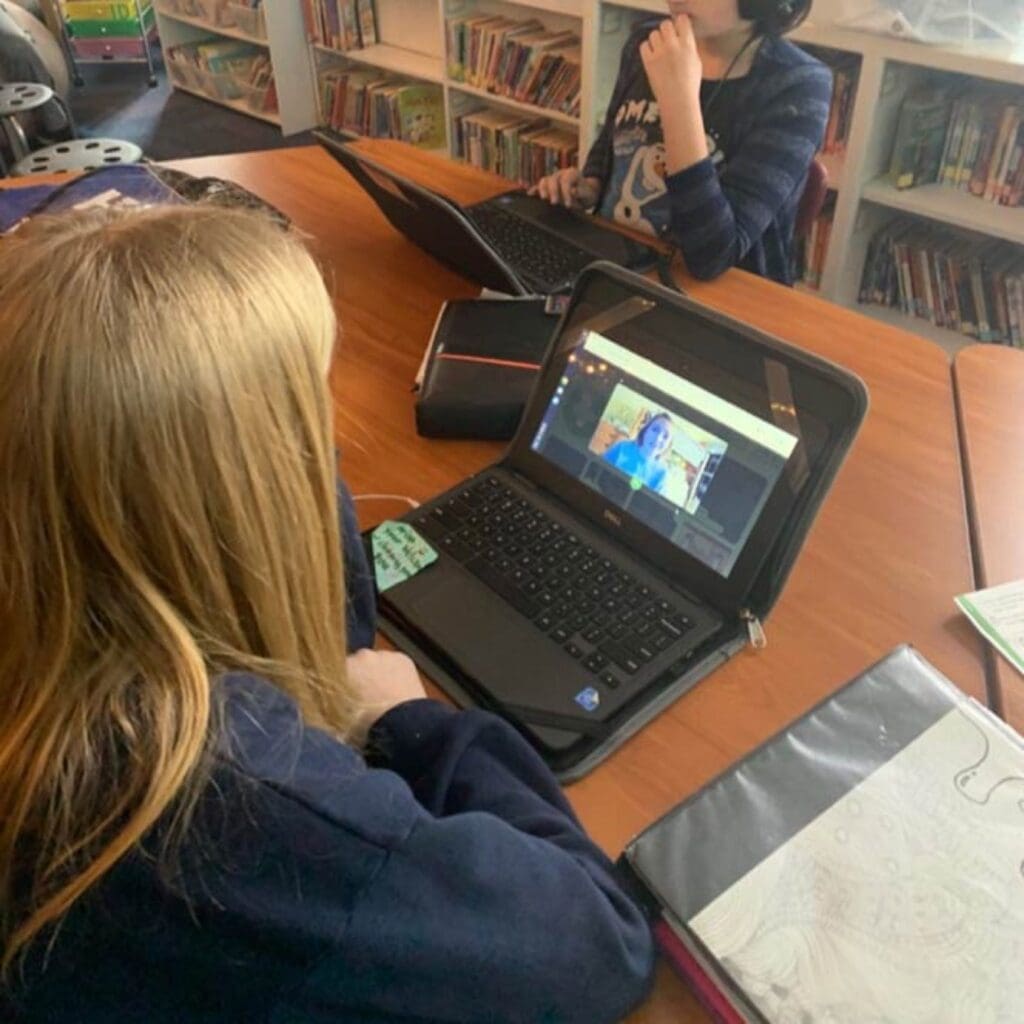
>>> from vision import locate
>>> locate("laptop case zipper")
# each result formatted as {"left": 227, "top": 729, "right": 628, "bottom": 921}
{"left": 740, "top": 609, "right": 767, "bottom": 649}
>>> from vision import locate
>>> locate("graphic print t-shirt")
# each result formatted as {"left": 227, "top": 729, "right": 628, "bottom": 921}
{"left": 597, "top": 69, "right": 743, "bottom": 238}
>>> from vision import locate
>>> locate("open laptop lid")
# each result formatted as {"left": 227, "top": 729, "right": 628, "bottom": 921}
{"left": 314, "top": 130, "right": 530, "bottom": 295}
{"left": 505, "top": 263, "right": 868, "bottom": 621}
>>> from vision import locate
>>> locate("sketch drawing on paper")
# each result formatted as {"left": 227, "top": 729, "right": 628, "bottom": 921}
{"left": 689, "top": 707, "right": 1024, "bottom": 1023}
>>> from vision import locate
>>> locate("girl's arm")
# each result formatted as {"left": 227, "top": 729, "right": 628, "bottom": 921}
{"left": 328, "top": 701, "right": 655, "bottom": 1024}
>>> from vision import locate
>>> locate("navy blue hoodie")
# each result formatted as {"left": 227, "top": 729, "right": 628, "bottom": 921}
{"left": 5, "top": 484, "right": 654, "bottom": 1023}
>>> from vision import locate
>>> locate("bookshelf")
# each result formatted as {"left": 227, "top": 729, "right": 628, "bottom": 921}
{"left": 784, "top": 23, "right": 1024, "bottom": 353}
{"left": 158, "top": 8, "right": 266, "bottom": 46}
{"left": 306, "top": 0, "right": 591, "bottom": 184}
{"left": 154, "top": 2, "right": 318, "bottom": 133}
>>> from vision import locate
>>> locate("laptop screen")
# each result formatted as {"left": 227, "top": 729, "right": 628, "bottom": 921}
{"left": 529, "top": 331, "right": 799, "bottom": 578}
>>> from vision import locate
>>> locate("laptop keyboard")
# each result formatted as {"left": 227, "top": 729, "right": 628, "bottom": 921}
{"left": 467, "top": 205, "right": 594, "bottom": 292}
{"left": 410, "top": 475, "right": 697, "bottom": 691}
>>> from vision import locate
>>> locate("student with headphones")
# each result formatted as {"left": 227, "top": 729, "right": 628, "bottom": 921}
{"left": 534, "top": 0, "right": 830, "bottom": 285}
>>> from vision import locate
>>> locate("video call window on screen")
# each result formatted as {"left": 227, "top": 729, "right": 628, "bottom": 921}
{"left": 589, "top": 383, "right": 729, "bottom": 514}
{"left": 530, "top": 331, "right": 799, "bottom": 578}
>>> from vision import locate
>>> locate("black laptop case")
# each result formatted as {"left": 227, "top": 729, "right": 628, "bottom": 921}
{"left": 369, "top": 264, "right": 868, "bottom": 780}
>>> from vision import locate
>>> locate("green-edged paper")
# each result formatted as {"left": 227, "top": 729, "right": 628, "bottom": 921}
{"left": 372, "top": 520, "right": 437, "bottom": 592}
{"left": 956, "top": 579, "right": 1024, "bottom": 677}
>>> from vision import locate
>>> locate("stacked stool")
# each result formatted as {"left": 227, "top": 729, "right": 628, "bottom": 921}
{"left": 0, "top": 81, "right": 141, "bottom": 176}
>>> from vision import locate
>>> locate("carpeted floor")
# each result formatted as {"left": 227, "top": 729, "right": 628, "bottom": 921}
{"left": 70, "top": 48, "right": 312, "bottom": 161}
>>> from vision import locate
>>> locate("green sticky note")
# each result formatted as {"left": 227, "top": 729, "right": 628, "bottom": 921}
{"left": 372, "top": 520, "right": 438, "bottom": 592}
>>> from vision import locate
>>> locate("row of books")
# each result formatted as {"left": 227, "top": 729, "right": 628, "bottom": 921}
{"left": 168, "top": 40, "right": 277, "bottom": 112}
{"left": 244, "top": 51, "right": 274, "bottom": 94}
{"left": 318, "top": 68, "right": 445, "bottom": 149}
{"left": 821, "top": 54, "right": 859, "bottom": 156}
{"left": 169, "top": 37, "right": 262, "bottom": 74}
{"left": 795, "top": 206, "right": 834, "bottom": 290}
{"left": 301, "top": 0, "right": 378, "bottom": 51}
{"left": 240, "top": 53, "right": 277, "bottom": 114}
{"left": 889, "top": 87, "right": 1024, "bottom": 205}
{"left": 446, "top": 16, "right": 581, "bottom": 116}
{"left": 452, "top": 108, "right": 577, "bottom": 188}
{"left": 858, "top": 217, "right": 1024, "bottom": 345}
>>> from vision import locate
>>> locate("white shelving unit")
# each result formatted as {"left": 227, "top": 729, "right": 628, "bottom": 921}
{"left": 313, "top": 41, "right": 444, "bottom": 81}
{"left": 308, "top": 0, "right": 596, "bottom": 178}
{"left": 792, "top": 22, "right": 1023, "bottom": 353}
{"left": 448, "top": 80, "right": 580, "bottom": 125}
{"left": 154, "top": 7, "right": 262, "bottom": 44}
{"left": 154, "top": 2, "right": 318, "bottom": 133}
{"left": 860, "top": 179, "right": 1024, "bottom": 246}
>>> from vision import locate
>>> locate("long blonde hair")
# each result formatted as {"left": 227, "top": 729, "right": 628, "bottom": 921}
{"left": 0, "top": 204, "right": 357, "bottom": 972}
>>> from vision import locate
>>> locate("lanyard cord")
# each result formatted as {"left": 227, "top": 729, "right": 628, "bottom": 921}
{"left": 702, "top": 30, "right": 760, "bottom": 120}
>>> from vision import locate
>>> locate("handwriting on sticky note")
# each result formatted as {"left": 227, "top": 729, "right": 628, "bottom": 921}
{"left": 372, "top": 521, "right": 438, "bottom": 592}
{"left": 956, "top": 579, "right": 1024, "bottom": 678}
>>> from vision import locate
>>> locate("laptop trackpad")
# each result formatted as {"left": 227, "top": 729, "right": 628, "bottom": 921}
{"left": 404, "top": 572, "right": 608, "bottom": 722}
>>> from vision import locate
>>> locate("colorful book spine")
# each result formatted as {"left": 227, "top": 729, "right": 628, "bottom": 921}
{"left": 919, "top": 88, "right": 1024, "bottom": 207}
{"left": 445, "top": 15, "right": 580, "bottom": 115}
{"left": 452, "top": 108, "right": 576, "bottom": 187}
{"left": 317, "top": 67, "right": 444, "bottom": 149}
{"left": 302, "top": 0, "right": 376, "bottom": 50}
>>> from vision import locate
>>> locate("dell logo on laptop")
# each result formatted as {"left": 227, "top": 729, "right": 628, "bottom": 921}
{"left": 603, "top": 510, "right": 622, "bottom": 527}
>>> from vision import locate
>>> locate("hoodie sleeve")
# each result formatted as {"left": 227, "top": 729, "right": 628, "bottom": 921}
{"left": 336, "top": 474, "right": 377, "bottom": 651}
{"left": 664, "top": 61, "right": 832, "bottom": 281}
{"left": 284, "top": 700, "right": 655, "bottom": 1024}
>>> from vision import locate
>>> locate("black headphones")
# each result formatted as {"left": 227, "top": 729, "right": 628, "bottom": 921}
{"left": 737, "top": 0, "right": 810, "bottom": 36}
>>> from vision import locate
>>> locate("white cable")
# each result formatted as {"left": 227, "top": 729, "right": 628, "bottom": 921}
{"left": 353, "top": 493, "right": 420, "bottom": 509}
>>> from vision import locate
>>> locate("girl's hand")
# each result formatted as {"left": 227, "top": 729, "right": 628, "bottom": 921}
{"left": 347, "top": 648, "right": 427, "bottom": 735}
{"left": 640, "top": 15, "right": 702, "bottom": 110}
{"left": 530, "top": 167, "right": 601, "bottom": 210}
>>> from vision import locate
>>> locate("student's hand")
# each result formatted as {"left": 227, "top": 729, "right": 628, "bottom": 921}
{"left": 347, "top": 649, "right": 427, "bottom": 732}
{"left": 530, "top": 168, "right": 601, "bottom": 210}
{"left": 640, "top": 16, "right": 702, "bottom": 109}
{"left": 640, "top": 16, "right": 708, "bottom": 176}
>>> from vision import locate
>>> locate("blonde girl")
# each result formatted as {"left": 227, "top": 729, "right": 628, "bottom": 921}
{"left": 0, "top": 205, "right": 651, "bottom": 1023}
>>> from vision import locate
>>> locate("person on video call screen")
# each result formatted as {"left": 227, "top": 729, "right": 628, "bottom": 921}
{"left": 602, "top": 412, "right": 674, "bottom": 494}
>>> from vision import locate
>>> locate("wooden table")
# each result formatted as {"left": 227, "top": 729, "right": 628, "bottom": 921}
{"left": 1, "top": 145, "right": 988, "bottom": 1022}
{"left": 955, "top": 344, "right": 1024, "bottom": 735}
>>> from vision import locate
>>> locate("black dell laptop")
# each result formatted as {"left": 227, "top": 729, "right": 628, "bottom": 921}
{"left": 372, "top": 264, "right": 868, "bottom": 780}
{"left": 315, "top": 130, "right": 659, "bottom": 296}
